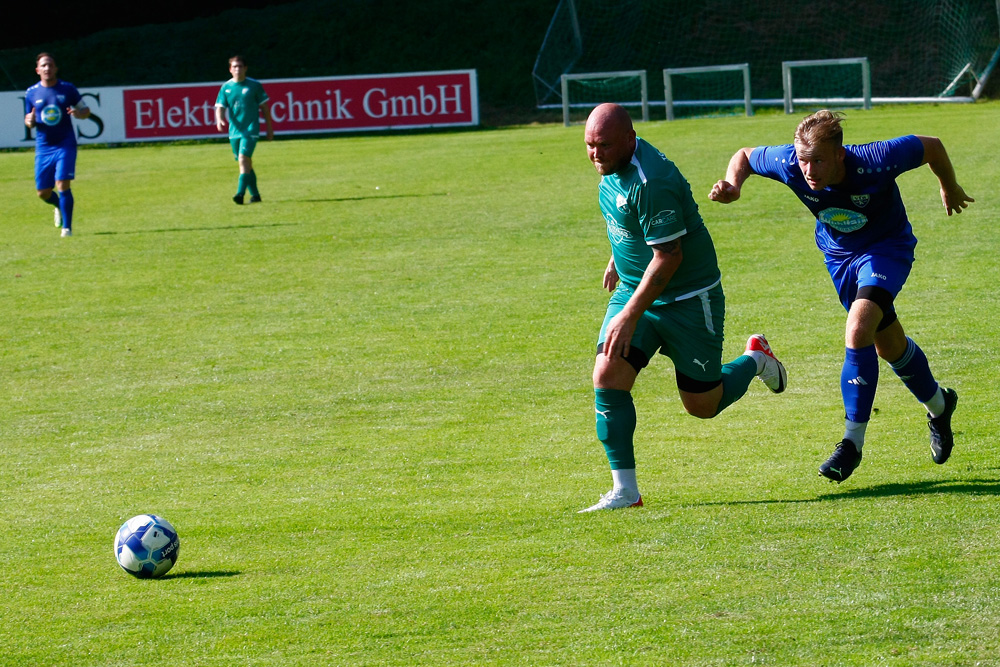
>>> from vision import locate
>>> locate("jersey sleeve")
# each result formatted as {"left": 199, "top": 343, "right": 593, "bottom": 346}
{"left": 749, "top": 144, "right": 796, "bottom": 184}
{"left": 853, "top": 135, "right": 925, "bottom": 174}
{"left": 65, "top": 84, "right": 83, "bottom": 108}
{"left": 635, "top": 180, "right": 687, "bottom": 246}
{"left": 215, "top": 84, "right": 228, "bottom": 108}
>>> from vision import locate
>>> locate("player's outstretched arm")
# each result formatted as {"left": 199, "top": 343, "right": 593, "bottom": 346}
{"left": 917, "top": 135, "right": 975, "bottom": 216}
{"left": 708, "top": 147, "right": 756, "bottom": 204}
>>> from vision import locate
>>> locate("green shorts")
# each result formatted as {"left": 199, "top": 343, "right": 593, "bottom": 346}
{"left": 598, "top": 283, "right": 726, "bottom": 382}
{"left": 230, "top": 135, "right": 258, "bottom": 159}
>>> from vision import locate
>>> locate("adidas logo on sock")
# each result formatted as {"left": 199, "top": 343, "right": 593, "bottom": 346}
{"left": 848, "top": 376, "right": 869, "bottom": 386}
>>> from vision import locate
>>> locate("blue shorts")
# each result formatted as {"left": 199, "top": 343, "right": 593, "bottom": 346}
{"left": 35, "top": 145, "right": 77, "bottom": 190}
{"left": 823, "top": 236, "right": 915, "bottom": 311}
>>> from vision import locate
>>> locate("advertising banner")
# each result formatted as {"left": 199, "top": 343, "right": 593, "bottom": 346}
{"left": 1, "top": 69, "right": 478, "bottom": 149}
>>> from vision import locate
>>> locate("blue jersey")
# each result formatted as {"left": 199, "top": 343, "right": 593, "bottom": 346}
{"left": 749, "top": 136, "right": 925, "bottom": 257}
{"left": 24, "top": 80, "right": 84, "bottom": 150}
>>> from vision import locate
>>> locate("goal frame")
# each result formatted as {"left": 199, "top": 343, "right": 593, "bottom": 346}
{"left": 560, "top": 70, "right": 649, "bottom": 126}
{"left": 782, "top": 57, "right": 871, "bottom": 113}
{"left": 662, "top": 63, "right": 752, "bottom": 121}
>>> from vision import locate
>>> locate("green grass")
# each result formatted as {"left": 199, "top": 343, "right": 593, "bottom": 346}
{"left": 2, "top": 102, "right": 999, "bottom": 666}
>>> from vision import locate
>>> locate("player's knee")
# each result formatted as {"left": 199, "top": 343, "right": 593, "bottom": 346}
{"left": 684, "top": 405, "right": 716, "bottom": 419}
{"left": 680, "top": 392, "right": 719, "bottom": 419}
{"left": 844, "top": 317, "right": 877, "bottom": 348}
{"left": 592, "top": 354, "right": 637, "bottom": 391}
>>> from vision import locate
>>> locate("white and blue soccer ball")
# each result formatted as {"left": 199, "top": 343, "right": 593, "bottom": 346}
{"left": 114, "top": 514, "right": 180, "bottom": 579}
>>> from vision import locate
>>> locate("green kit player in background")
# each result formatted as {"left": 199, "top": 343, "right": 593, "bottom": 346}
{"left": 579, "top": 103, "right": 788, "bottom": 512}
{"left": 215, "top": 54, "right": 273, "bottom": 204}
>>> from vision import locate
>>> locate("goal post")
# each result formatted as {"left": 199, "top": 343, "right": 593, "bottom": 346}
{"left": 536, "top": 1, "right": 1000, "bottom": 111}
{"left": 663, "top": 63, "right": 752, "bottom": 121}
{"left": 782, "top": 57, "right": 871, "bottom": 113}
{"left": 560, "top": 70, "right": 649, "bottom": 126}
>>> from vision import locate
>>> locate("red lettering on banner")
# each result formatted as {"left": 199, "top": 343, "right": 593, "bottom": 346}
{"left": 123, "top": 71, "right": 477, "bottom": 140}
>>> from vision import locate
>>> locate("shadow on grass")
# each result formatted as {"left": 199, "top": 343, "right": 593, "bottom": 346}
{"left": 298, "top": 192, "right": 448, "bottom": 203}
{"left": 90, "top": 193, "right": 447, "bottom": 235}
{"left": 161, "top": 570, "right": 241, "bottom": 580}
{"left": 701, "top": 478, "right": 1000, "bottom": 506}
{"left": 92, "top": 222, "right": 302, "bottom": 236}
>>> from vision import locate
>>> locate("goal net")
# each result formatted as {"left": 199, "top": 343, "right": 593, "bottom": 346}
{"left": 663, "top": 64, "right": 752, "bottom": 120}
{"left": 561, "top": 71, "right": 648, "bottom": 125}
{"left": 782, "top": 58, "right": 871, "bottom": 113}
{"left": 533, "top": 0, "right": 1000, "bottom": 110}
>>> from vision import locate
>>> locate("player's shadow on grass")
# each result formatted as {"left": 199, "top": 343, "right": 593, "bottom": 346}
{"left": 92, "top": 222, "right": 301, "bottom": 236}
{"left": 702, "top": 478, "right": 1000, "bottom": 505}
{"left": 299, "top": 192, "right": 448, "bottom": 203}
{"left": 160, "top": 570, "right": 241, "bottom": 580}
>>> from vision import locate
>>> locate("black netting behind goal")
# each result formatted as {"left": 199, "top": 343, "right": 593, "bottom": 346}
{"left": 533, "top": 0, "right": 1000, "bottom": 108}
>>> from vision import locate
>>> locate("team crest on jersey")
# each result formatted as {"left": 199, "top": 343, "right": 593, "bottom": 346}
{"left": 605, "top": 213, "right": 632, "bottom": 243}
{"left": 615, "top": 193, "right": 629, "bottom": 214}
{"left": 649, "top": 209, "right": 676, "bottom": 228}
{"left": 851, "top": 194, "right": 870, "bottom": 208}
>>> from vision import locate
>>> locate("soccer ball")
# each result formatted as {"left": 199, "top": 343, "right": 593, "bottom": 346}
{"left": 114, "top": 514, "right": 180, "bottom": 579}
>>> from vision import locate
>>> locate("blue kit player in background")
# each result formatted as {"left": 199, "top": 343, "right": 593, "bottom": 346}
{"left": 579, "top": 103, "right": 787, "bottom": 512}
{"left": 215, "top": 54, "right": 273, "bottom": 205}
{"left": 24, "top": 53, "right": 90, "bottom": 237}
{"left": 710, "top": 110, "right": 974, "bottom": 482}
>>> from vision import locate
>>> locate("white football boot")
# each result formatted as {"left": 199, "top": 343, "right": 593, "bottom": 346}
{"left": 578, "top": 488, "right": 643, "bottom": 513}
{"left": 745, "top": 334, "right": 787, "bottom": 393}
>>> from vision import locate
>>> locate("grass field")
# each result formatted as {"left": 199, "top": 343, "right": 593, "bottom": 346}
{"left": 2, "top": 102, "right": 999, "bottom": 666}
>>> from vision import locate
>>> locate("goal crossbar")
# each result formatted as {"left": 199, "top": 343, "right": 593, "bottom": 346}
{"left": 560, "top": 70, "right": 649, "bottom": 126}
{"left": 782, "top": 57, "right": 871, "bottom": 113}
{"left": 662, "top": 63, "right": 752, "bottom": 121}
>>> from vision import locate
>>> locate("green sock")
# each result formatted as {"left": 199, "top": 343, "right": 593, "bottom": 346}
{"left": 237, "top": 173, "right": 248, "bottom": 196}
{"left": 594, "top": 388, "right": 636, "bottom": 470}
{"left": 714, "top": 354, "right": 759, "bottom": 416}
{"left": 247, "top": 170, "right": 259, "bottom": 197}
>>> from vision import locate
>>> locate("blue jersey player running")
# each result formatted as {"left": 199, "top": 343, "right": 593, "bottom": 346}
{"left": 24, "top": 53, "right": 90, "bottom": 237}
{"left": 710, "top": 110, "right": 974, "bottom": 482}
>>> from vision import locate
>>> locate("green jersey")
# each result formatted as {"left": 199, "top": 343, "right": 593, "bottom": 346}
{"left": 216, "top": 77, "right": 269, "bottom": 138}
{"left": 597, "top": 137, "right": 720, "bottom": 305}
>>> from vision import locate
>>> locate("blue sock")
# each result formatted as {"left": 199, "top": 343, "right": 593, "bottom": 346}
{"left": 889, "top": 337, "right": 939, "bottom": 403}
{"left": 58, "top": 189, "right": 74, "bottom": 230}
{"left": 45, "top": 192, "right": 59, "bottom": 207}
{"left": 842, "top": 345, "right": 879, "bottom": 423}
{"left": 595, "top": 388, "right": 636, "bottom": 470}
{"left": 714, "top": 354, "right": 759, "bottom": 416}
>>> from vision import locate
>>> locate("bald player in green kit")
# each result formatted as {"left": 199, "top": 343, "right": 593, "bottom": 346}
{"left": 580, "top": 103, "right": 787, "bottom": 512}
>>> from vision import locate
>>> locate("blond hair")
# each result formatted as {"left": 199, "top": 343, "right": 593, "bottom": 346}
{"left": 794, "top": 110, "right": 845, "bottom": 148}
